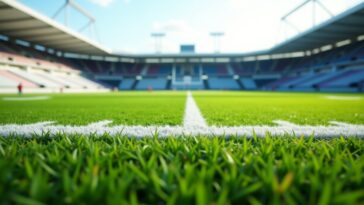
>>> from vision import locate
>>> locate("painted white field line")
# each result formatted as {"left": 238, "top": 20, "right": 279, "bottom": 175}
{"left": 183, "top": 91, "right": 208, "bottom": 128}
{"left": 1, "top": 120, "right": 364, "bottom": 137}
{"left": 2, "top": 96, "right": 51, "bottom": 101}
{"left": 1, "top": 92, "right": 364, "bottom": 137}
{"left": 324, "top": 96, "right": 362, "bottom": 100}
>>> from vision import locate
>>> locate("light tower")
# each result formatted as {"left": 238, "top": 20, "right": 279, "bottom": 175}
{"left": 281, "top": 0, "right": 333, "bottom": 34}
{"left": 151, "top": 32, "right": 166, "bottom": 53}
{"left": 210, "top": 32, "right": 224, "bottom": 53}
{"left": 53, "top": 0, "right": 99, "bottom": 41}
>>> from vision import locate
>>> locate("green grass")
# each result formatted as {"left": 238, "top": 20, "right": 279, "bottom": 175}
{"left": 1, "top": 91, "right": 364, "bottom": 204}
{"left": 194, "top": 91, "right": 364, "bottom": 126}
{"left": 1, "top": 91, "right": 363, "bottom": 126}
{"left": 0, "top": 92, "right": 186, "bottom": 125}
{"left": 0, "top": 135, "right": 363, "bottom": 205}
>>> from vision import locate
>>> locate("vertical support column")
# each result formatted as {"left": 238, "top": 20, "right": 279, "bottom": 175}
{"left": 312, "top": 0, "right": 316, "bottom": 27}
{"left": 65, "top": 3, "right": 68, "bottom": 27}
{"left": 172, "top": 64, "right": 176, "bottom": 85}
{"left": 199, "top": 64, "right": 203, "bottom": 83}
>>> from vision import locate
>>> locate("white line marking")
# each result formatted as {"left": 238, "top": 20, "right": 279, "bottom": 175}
{"left": 0, "top": 120, "right": 363, "bottom": 137}
{"left": 1, "top": 92, "right": 364, "bottom": 137}
{"left": 2, "top": 96, "right": 51, "bottom": 101}
{"left": 183, "top": 91, "right": 208, "bottom": 128}
{"left": 324, "top": 96, "right": 362, "bottom": 100}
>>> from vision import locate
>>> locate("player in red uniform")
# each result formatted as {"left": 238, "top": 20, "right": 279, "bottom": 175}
{"left": 17, "top": 83, "right": 23, "bottom": 95}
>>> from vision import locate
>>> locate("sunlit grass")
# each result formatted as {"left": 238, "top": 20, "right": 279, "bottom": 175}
{"left": 0, "top": 92, "right": 186, "bottom": 125}
{"left": 0, "top": 135, "right": 363, "bottom": 205}
{"left": 194, "top": 91, "right": 364, "bottom": 125}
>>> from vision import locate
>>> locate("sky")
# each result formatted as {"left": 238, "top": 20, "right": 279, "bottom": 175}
{"left": 18, "top": 0, "right": 364, "bottom": 54}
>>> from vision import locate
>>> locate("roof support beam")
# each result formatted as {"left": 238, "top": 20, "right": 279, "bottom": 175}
{"left": 25, "top": 34, "right": 70, "bottom": 42}
{"left": 45, "top": 39, "right": 85, "bottom": 46}
{"left": 1, "top": 26, "right": 52, "bottom": 35}
{"left": 282, "top": 0, "right": 311, "bottom": 20}
{"left": 5, "top": 30, "right": 61, "bottom": 39}
{"left": 0, "top": 17, "right": 33, "bottom": 23}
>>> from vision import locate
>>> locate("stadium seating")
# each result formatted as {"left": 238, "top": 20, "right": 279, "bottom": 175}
{"left": 240, "top": 78, "right": 257, "bottom": 90}
{"left": 318, "top": 69, "right": 364, "bottom": 92}
{"left": 0, "top": 75, "right": 17, "bottom": 87}
{"left": 257, "top": 60, "right": 273, "bottom": 73}
{"left": 232, "top": 62, "right": 255, "bottom": 75}
{"left": 208, "top": 77, "right": 240, "bottom": 90}
{"left": 1, "top": 31, "right": 364, "bottom": 92}
{"left": 0, "top": 68, "right": 38, "bottom": 88}
{"left": 9, "top": 68, "right": 61, "bottom": 88}
{"left": 172, "top": 83, "right": 204, "bottom": 90}
{"left": 203, "top": 64, "right": 229, "bottom": 76}
{"left": 119, "top": 78, "right": 135, "bottom": 90}
{"left": 0, "top": 40, "right": 106, "bottom": 92}
{"left": 136, "top": 77, "right": 167, "bottom": 90}
{"left": 147, "top": 64, "right": 172, "bottom": 76}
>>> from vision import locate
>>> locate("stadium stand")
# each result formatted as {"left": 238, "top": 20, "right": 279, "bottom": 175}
{"left": 0, "top": 0, "right": 363, "bottom": 92}
{"left": 119, "top": 78, "right": 135, "bottom": 90}
{"left": 0, "top": 39, "right": 107, "bottom": 92}
{"left": 136, "top": 77, "right": 167, "bottom": 90}
{"left": 208, "top": 77, "right": 240, "bottom": 90}
{"left": 240, "top": 78, "right": 257, "bottom": 90}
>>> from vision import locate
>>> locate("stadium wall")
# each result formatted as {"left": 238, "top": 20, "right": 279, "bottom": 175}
{"left": 0, "top": 36, "right": 364, "bottom": 93}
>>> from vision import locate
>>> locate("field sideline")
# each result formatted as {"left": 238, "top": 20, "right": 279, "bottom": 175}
{"left": 0, "top": 91, "right": 363, "bottom": 137}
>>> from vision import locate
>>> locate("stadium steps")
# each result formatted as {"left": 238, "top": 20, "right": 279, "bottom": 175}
{"left": 270, "top": 60, "right": 279, "bottom": 72}
{"left": 71, "top": 75, "right": 102, "bottom": 88}
{"left": 294, "top": 72, "right": 339, "bottom": 88}
{"left": 0, "top": 75, "right": 18, "bottom": 87}
{"left": 266, "top": 76, "right": 299, "bottom": 90}
{"left": 17, "top": 70, "right": 71, "bottom": 88}
{"left": 203, "top": 78, "right": 210, "bottom": 89}
{"left": 240, "top": 78, "right": 257, "bottom": 90}
{"left": 119, "top": 78, "right": 135, "bottom": 90}
{"left": 55, "top": 74, "right": 88, "bottom": 88}
{"left": 36, "top": 72, "right": 72, "bottom": 88}
{"left": 317, "top": 69, "right": 364, "bottom": 87}
{"left": 0, "top": 69, "right": 38, "bottom": 88}
{"left": 166, "top": 79, "right": 172, "bottom": 90}
{"left": 331, "top": 70, "right": 364, "bottom": 87}
{"left": 208, "top": 77, "right": 240, "bottom": 90}
{"left": 226, "top": 64, "right": 235, "bottom": 75}
{"left": 99, "top": 79, "right": 120, "bottom": 88}
{"left": 236, "top": 79, "right": 244, "bottom": 89}
{"left": 136, "top": 78, "right": 167, "bottom": 90}
{"left": 141, "top": 65, "right": 149, "bottom": 75}
{"left": 282, "top": 74, "right": 315, "bottom": 88}
{"left": 131, "top": 79, "right": 139, "bottom": 90}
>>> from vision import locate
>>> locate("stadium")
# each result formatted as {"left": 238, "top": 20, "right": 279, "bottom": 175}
{"left": 0, "top": 0, "right": 363, "bottom": 204}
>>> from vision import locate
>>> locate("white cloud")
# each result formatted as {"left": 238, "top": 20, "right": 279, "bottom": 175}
{"left": 89, "top": 0, "right": 119, "bottom": 7}
{"left": 144, "top": 0, "right": 362, "bottom": 54}
{"left": 152, "top": 20, "right": 189, "bottom": 33}
{"left": 151, "top": 19, "right": 214, "bottom": 53}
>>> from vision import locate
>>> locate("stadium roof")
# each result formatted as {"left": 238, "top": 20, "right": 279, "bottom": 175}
{"left": 0, "top": 0, "right": 111, "bottom": 55}
{"left": 270, "top": 2, "right": 364, "bottom": 53}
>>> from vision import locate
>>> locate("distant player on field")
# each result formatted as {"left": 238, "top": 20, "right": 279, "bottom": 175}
{"left": 17, "top": 83, "right": 23, "bottom": 95}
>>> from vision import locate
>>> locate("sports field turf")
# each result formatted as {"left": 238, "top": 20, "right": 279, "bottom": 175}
{"left": 0, "top": 136, "right": 363, "bottom": 205}
{"left": 194, "top": 91, "right": 364, "bottom": 125}
{"left": 0, "top": 91, "right": 364, "bottom": 204}
{"left": 0, "top": 92, "right": 186, "bottom": 125}
{"left": 1, "top": 91, "right": 363, "bottom": 126}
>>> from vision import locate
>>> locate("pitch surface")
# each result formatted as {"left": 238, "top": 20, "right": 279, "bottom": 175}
{"left": 0, "top": 92, "right": 186, "bottom": 125}
{"left": 1, "top": 91, "right": 363, "bottom": 126}
{"left": 194, "top": 91, "right": 364, "bottom": 125}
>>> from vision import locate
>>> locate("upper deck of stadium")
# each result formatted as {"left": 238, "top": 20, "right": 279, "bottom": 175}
{"left": 0, "top": 0, "right": 363, "bottom": 61}
{"left": 0, "top": 0, "right": 110, "bottom": 55}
